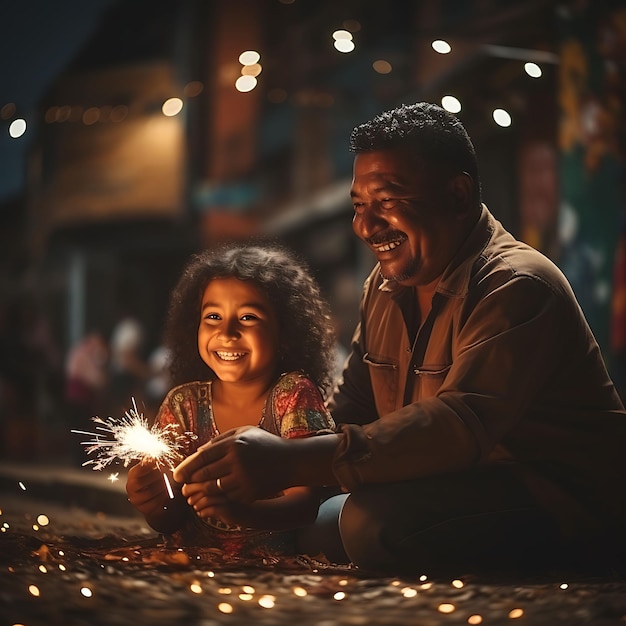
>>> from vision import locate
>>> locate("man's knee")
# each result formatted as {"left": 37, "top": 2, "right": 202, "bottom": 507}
{"left": 339, "top": 490, "right": 401, "bottom": 572}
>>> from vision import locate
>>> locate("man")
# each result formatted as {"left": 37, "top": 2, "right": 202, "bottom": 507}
{"left": 174, "top": 103, "right": 626, "bottom": 574}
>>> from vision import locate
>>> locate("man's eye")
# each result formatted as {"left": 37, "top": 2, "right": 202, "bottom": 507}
{"left": 380, "top": 198, "right": 396, "bottom": 208}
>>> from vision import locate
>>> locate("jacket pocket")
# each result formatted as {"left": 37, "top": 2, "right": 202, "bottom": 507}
{"left": 413, "top": 364, "right": 451, "bottom": 398}
{"left": 363, "top": 352, "right": 399, "bottom": 411}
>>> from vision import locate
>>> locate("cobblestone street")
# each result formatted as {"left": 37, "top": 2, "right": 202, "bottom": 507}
{"left": 2, "top": 465, "right": 626, "bottom": 626}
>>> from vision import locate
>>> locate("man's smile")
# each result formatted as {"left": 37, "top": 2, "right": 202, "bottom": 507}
{"left": 367, "top": 232, "right": 408, "bottom": 253}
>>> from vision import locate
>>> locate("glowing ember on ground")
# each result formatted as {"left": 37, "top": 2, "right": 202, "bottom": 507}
{"left": 258, "top": 595, "right": 276, "bottom": 608}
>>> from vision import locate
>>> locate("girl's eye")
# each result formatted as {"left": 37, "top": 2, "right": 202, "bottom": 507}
{"left": 204, "top": 313, "right": 221, "bottom": 321}
{"left": 241, "top": 314, "right": 259, "bottom": 322}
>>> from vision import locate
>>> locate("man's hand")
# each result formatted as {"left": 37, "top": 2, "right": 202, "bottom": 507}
{"left": 173, "top": 426, "right": 291, "bottom": 503}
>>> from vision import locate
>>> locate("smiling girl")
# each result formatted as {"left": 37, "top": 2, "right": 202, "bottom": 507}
{"left": 125, "top": 244, "right": 336, "bottom": 556}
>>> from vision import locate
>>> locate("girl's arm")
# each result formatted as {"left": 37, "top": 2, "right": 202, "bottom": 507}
{"left": 182, "top": 483, "right": 320, "bottom": 530}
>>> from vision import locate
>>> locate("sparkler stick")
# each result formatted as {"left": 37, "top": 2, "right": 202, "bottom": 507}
{"left": 72, "top": 398, "right": 196, "bottom": 498}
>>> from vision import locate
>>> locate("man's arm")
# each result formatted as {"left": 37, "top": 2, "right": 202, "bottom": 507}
{"left": 173, "top": 427, "right": 341, "bottom": 503}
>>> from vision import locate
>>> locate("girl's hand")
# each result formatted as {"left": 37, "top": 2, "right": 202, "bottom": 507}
{"left": 181, "top": 481, "right": 319, "bottom": 531}
{"left": 126, "top": 462, "right": 178, "bottom": 517}
{"left": 183, "top": 483, "right": 268, "bottom": 529}
{"left": 181, "top": 480, "right": 232, "bottom": 518}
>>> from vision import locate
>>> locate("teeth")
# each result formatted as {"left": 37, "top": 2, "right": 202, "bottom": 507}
{"left": 374, "top": 240, "right": 402, "bottom": 252}
{"left": 216, "top": 351, "right": 245, "bottom": 361}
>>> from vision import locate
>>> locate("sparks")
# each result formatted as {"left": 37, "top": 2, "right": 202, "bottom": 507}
{"left": 72, "top": 398, "right": 196, "bottom": 471}
{"left": 163, "top": 472, "right": 175, "bottom": 499}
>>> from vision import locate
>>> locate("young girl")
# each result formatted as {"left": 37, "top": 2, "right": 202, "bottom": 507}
{"left": 125, "top": 244, "right": 336, "bottom": 556}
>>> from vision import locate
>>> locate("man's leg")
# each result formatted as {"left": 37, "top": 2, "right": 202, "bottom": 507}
{"left": 339, "top": 467, "right": 565, "bottom": 574}
{"left": 296, "top": 492, "right": 350, "bottom": 563}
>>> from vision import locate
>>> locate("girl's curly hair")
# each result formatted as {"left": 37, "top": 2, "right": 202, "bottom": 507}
{"left": 163, "top": 243, "right": 336, "bottom": 397}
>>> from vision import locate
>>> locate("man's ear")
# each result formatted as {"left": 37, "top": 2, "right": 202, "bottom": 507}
{"left": 447, "top": 172, "right": 475, "bottom": 214}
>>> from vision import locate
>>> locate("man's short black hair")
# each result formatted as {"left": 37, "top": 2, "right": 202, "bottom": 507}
{"left": 349, "top": 102, "right": 482, "bottom": 205}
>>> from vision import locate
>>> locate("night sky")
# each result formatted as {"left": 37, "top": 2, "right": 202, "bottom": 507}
{"left": 0, "top": 0, "right": 116, "bottom": 203}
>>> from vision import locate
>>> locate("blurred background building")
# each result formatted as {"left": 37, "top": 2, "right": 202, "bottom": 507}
{"left": 0, "top": 0, "right": 624, "bottom": 461}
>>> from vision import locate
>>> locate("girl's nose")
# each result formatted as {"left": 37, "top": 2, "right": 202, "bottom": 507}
{"left": 219, "top": 319, "right": 240, "bottom": 340}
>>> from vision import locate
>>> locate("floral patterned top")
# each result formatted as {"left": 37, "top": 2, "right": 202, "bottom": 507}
{"left": 154, "top": 371, "right": 335, "bottom": 554}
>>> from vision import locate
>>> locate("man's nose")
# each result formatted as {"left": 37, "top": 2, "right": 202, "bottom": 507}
{"left": 354, "top": 203, "right": 387, "bottom": 238}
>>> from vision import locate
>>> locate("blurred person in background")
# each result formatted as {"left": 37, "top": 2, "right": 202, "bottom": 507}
{"left": 107, "top": 314, "right": 151, "bottom": 416}
{"left": 64, "top": 330, "right": 109, "bottom": 463}
{"left": 143, "top": 344, "right": 173, "bottom": 414}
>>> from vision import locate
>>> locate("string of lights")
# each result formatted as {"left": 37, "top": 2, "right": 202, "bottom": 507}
{"left": 2, "top": 26, "right": 553, "bottom": 141}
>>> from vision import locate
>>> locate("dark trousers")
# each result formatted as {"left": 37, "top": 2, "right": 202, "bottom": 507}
{"left": 298, "top": 467, "right": 609, "bottom": 575}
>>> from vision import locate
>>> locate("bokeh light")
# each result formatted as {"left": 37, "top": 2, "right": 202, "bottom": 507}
{"left": 239, "top": 50, "right": 260, "bottom": 65}
{"left": 8, "top": 119, "right": 26, "bottom": 138}
{"left": 334, "top": 39, "right": 355, "bottom": 53}
{"left": 332, "top": 29, "right": 353, "bottom": 41}
{"left": 524, "top": 61, "right": 542, "bottom": 77}
{"left": 162, "top": 98, "right": 184, "bottom": 116}
{"left": 493, "top": 108, "right": 512, "bottom": 127}
{"left": 432, "top": 39, "right": 451, "bottom": 54}
{"left": 373, "top": 60, "right": 392, "bottom": 74}
{"left": 441, "top": 95, "right": 462, "bottom": 113}
{"left": 235, "top": 75, "right": 257, "bottom": 92}
{"left": 241, "top": 63, "right": 262, "bottom": 77}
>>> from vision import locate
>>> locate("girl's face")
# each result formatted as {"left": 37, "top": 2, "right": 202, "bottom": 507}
{"left": 197, "top": 277, "right": 280, "bottom": 387}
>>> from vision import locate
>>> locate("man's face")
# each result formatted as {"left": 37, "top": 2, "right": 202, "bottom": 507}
{"left": 351, "top": 148, "right": 467, "bottom": 287}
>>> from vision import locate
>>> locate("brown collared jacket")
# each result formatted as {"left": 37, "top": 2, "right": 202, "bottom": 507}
{"left": 329, "top": 206, "right": 626, "bottom": 538}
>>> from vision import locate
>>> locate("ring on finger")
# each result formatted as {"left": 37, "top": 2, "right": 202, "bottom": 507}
{"left": 216, "top": 477, "right": 223, "bottom": 492}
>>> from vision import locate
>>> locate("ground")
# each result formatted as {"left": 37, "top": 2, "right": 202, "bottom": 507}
{"left": 1, "top": 466, "right": 626, "bottom": 626}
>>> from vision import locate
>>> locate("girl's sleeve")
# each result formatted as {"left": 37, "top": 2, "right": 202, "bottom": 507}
{"left": 272, "top": 373, "right": 336, "bottom": 439}
{"left": 153, "top": 389, "right": 182, "bottom": 429}
{"left": 152, "top": 384, "right": 199, "bottom": 456}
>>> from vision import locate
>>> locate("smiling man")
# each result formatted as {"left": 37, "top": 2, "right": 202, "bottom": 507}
{"left": 174, "top": 103, "right": 626, "bottom": 575}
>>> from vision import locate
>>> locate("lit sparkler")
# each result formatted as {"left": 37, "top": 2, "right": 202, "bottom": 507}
{"left": 72, "top": 398, "right": 195, "bottom": 473}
